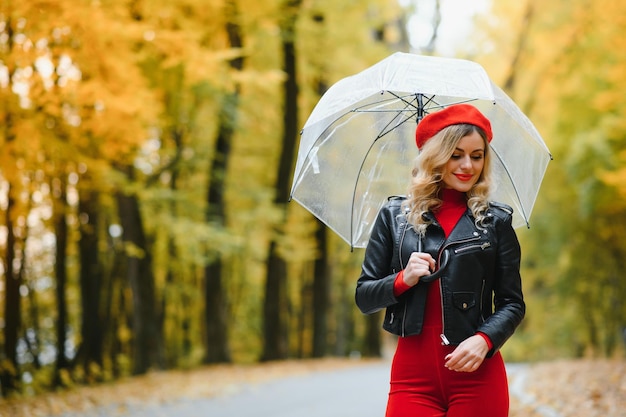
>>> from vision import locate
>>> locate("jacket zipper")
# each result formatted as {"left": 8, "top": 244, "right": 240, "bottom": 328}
{"left": 439, "top": 281, "right": 450, "bottom": 345}
{"left": 401, "top": 304, "right": 408, "bottom": 337}
{"left": 480, "top": 279, "right": 486, "bottom": 322}
{"left": 396, "top": 219, "right": 410, "bottom": 336}
{"left": 454, "top": 241, "right": 491, "bottom": 253}
{"left": 438, "top": 235, "right": 482, "bottom": 345}
{"left": 437, "top": 235, "right": 481, "bottom": 265}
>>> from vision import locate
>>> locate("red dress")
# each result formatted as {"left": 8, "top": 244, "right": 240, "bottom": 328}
{"left": 386, "top": 189, "right": 509, "bottom": 417}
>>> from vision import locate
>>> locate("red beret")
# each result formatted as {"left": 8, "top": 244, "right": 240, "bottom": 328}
{"left": 415, "top": 104, "right": 493, "bottom": 149}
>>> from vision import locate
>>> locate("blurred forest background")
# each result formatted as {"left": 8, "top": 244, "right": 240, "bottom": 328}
{"left": 0, "top": 0, "right": 625, "bottom": 399}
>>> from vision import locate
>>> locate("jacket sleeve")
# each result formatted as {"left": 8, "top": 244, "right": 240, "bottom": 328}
{"left": 355, "top": 203, "right": 400, "bottom": 314}
{"left": 477, "top": 208, "right": 525, "bottom": 355}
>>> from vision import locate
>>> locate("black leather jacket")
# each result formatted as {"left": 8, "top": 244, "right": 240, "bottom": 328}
{"left": 355, "top": 196, "right": 525, "bottom": 356}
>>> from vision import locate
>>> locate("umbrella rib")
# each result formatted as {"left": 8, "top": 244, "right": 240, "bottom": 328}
{"left": 390, "top": 91, "right": 427, "bottom": 110}
{"left": 348, "top": 93, "right": 442, "bottom": 243}
{"left": 387, "top": 92, "right": 444, "bottom": 115}
{"left": 375, "top": 93, "right": 445, "bottom": 137}
{"left": 351, "top": 94, "right": 416, "bottom": 113}
{"left": 489, "top": 145, "right": 531, "bottom": 228}
{"left": 351, "top": 136, "right": 382, "bottom": 248}
{"left": 350, "top": 92, "right": 420, "bottom": 138}
{"left": 353, "top": 109, "right": 417, "bottom": 113}
{"left": 377, "top": 111, "right": 416, "bottom": 139}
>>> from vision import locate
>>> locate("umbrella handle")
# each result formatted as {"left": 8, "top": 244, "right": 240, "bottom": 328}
{"left": 419, "top": 245, "right": 450, "bottom": 283}
{"left": 420, "top": 250, "right": 450, "bottom": 282}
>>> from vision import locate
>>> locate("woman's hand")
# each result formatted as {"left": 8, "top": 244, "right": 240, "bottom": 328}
{"left": 444, "top": 335, "right": 489, "bottom": 372}
{"left": 402, "top": 252, "right": 436, "bottom": 287}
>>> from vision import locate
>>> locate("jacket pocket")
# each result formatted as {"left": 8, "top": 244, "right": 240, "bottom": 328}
{"left": 452, "top": 292, "right": 476, "bottom": 311}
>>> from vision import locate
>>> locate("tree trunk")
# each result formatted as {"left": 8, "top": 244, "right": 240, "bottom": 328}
{"left": 0, "top": 29, "right": 21, "bottom": 388}
{"left": 312, "top": 223, "right": 329, "bottom": 357}
{"left": 261, "top": 1, "right": 301, "bottom": 360}
{"left": 76, "top": 190, "right": 104, "bottom": 381}
{"left": 204, "top": 261, "right": 231, "bottom": 363}
{"left": 204, "top": 105, "right": 233, "bottom": 363}
{"left": 503, "top": 3, "right": 534, "bottom": 92}
{"left": 53, "top": 179, "right": 70, "bottom": 387}
{"left": 116, "top": 190, "right": 163, "bottom": 374}
{"left": 203, "top": 0, "right": 243, "bottom": 365}
{"left": 107, "top": 249, "right": 127, "bottom": 378}
{"left": 25, "top": 276, "right": 42, "bottom": 370}
{"left": 0, "top": 184, "right": 21, "bottom": 394}
{"left": 262, "top": 241, "right": 290, "bottom": 361}
{"left": 307, "top": 62, "right": 332, "bottom": 359}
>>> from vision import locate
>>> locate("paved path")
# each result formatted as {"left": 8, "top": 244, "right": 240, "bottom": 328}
{"left": 56, "top": 361, "right": 562, "bottom": 417}
{"left": 179, "top": 362, "right": 390, "bottom": 417}
{"left": 58, "top": 362, "right": 390, "bottom": 417}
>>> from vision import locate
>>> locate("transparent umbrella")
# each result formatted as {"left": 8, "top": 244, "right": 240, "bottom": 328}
{"left": 290, "top": 52, "right": 552, "bottom": 249}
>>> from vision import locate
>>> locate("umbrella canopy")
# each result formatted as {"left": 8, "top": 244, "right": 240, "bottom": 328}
{"left": 290, "top": 52, "right": 552, "bottom": 249}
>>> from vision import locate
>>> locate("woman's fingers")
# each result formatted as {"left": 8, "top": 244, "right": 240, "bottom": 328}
{"left": 444, "top": 335, "right": 489, "bottom": 372}
{"left": 403, "top": 252, "right": 437, "bottom": 287}
{"left": 409, "top": 252, "right": 436, "bottom": 271}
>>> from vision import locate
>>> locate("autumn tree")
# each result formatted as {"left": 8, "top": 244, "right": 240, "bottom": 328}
{"left": 0, "top": 0, "right": 444, "bottom": 399}
{"left": 472, "top": 0, "right": 626, "bottom": 359}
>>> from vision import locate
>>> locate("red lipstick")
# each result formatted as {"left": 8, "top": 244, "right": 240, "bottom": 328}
{"left": 454, "top": 174, "right": 473, "bottom": 181}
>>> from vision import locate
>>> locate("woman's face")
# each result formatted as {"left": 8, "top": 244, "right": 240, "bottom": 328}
{"left": 442, "top": 131, "right": 486, "bottom": 192}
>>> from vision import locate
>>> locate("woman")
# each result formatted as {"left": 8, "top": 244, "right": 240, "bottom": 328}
{"left": 355, "top": 104, "right": 525, "bottom": 417}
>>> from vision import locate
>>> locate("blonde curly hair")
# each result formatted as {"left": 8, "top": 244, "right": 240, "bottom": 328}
{"left": 403, "top": 123, "right": 492, "bottom": 235}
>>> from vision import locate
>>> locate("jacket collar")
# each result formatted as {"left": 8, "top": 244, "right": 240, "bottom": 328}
{"left": 447, "top": 212, "right": 483, "bottom": 242}
{"left": 423, "top": 210, "right": 483, "bottom": 242}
